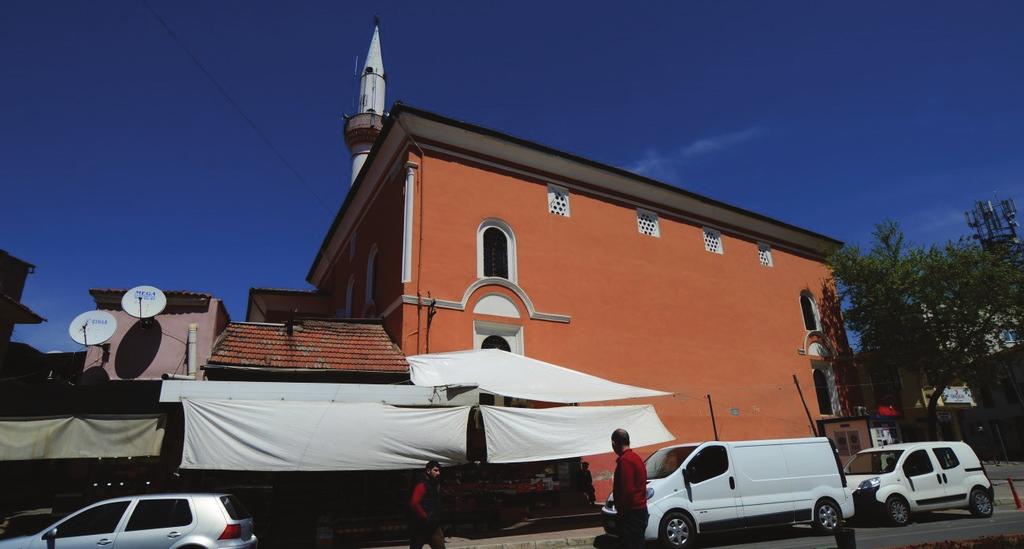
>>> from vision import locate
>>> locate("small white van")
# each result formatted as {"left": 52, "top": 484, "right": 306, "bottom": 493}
{"left": 844, "top": 441, "right": 993, "bottom": 526}
{"left": 601, "top": 437, "right": 853, "bottom": 548}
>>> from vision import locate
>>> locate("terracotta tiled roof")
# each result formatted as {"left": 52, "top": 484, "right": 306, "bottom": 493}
{"left": 89, "top": 288, "right": 212, "bottom": 299}
{"left": 207, "top": 320, "right": 408, "bottom": 372}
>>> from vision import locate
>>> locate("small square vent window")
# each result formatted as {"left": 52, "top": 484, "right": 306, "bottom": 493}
{"left": 758, "top": 242, "right": 773, "bottom": 267}
{"left": 703, "top": 228, "right": 724, "bottom": 254}
{"left": 637, "top": 209, "right": 659, "bottom": 237}
{"left": 548, "top": 185, "right": 570, "bottom": 217}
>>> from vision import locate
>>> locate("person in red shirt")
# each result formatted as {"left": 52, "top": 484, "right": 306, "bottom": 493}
{"left": 612, "top": 428, "right": 648, "bottom": 549}
{"left": 409, "top": 460, "right": 444, "bottom": 549}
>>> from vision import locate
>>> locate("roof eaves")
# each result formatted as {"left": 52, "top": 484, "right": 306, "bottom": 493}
{"left": 394, "top": 104, "right": 844, "bottom": 248}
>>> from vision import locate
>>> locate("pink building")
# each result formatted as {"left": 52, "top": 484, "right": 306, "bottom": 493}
{"left": 81, "top": 289, "right": 229, "bottom": 383}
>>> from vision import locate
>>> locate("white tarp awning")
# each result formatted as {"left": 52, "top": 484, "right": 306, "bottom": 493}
{"left": 480, "top": 405, "right": 675, "bottom": 463}
{"left": 180, "top": 399, "right": 472, "bottom": 471}
{"left": 407, "top": 349, "right": 672, "bottom": 403}
{"left": 0, "top": 415, "right": 165, "bottom": 461}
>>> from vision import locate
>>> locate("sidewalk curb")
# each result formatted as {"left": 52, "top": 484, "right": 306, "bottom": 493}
{"left": 448, "top": 534, "right": 599, "bottom": 549}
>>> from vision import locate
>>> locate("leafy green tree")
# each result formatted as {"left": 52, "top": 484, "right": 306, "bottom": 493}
{"left": 829, "top": 221, "right": 1024, "bottom": 440}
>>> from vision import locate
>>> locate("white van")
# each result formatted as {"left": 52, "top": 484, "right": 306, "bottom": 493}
{"left": 844, "top": 441, "right": 994, "bottom": 526}
{"left": 601, "top": 437, "right": 853, "bottom": 548}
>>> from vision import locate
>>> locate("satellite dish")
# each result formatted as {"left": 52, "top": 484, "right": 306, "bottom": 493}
{"left": 69, "top": 310, "right": 118, "bottom": 346}
{"left": 121, "top": 285, "right": 167, "bottom": 319}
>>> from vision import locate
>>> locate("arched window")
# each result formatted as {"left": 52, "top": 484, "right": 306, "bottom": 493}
{"left": 813, "top": 369, "right": 834, "bottom": 415}
{"left": 366, "top": 245, "right": 379, "bottom": 306}
{"left": 344, "top": 276, "right": 355, "bottom": 318}
{"left": 481, "top": 335, "right": 511, "bottom": 352}
{"left": 476, "top": 219, "right": 517, "bottom": 282}
{"left": 800, "top": 292, "right": 820, "bottom": 331}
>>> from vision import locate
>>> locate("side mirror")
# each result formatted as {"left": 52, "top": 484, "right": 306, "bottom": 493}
{"left": 42, "top": 527, "right": 57, "bottom": 540}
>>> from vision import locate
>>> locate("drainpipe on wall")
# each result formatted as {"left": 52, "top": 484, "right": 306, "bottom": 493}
{"left": 186, "top": 323, "right": 198, "bottom": 378}
{"left": 163, "top": 323, "right": 200, "bottom": 381}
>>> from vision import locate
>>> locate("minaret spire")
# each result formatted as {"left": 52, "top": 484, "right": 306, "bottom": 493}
{"left": 345, "top": 18, "right": 386, "bottom": 183}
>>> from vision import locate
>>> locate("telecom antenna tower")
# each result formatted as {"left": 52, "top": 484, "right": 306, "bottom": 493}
{"left": 965, "top": 198, "right": 1024, "bottom": 264}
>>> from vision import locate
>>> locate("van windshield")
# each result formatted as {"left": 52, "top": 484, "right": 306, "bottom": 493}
{"left": 645, "top": 446, "right": 697, "bottom": 480}
{"left": 845, "top": 450, "right": 904, "bottom": 475}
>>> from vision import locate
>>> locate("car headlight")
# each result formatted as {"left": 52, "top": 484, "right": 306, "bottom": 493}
{"left": 857, "top": 477, "right": 881, "bottom": 491}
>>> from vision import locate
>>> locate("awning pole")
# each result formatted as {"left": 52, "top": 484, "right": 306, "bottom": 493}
{"left": 706, "top": 394, "right": 719, "bottom": 441}
{"left": 793, "top": 374, "right": 819, "bottom": 437}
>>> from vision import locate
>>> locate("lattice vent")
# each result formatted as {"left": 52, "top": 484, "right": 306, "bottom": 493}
{"left": 703, "top": 228, "right": 723, "bottom": 254}
{"left": 637, "top": 209, "right": 659, "bottom": 237}
{"left": 548, "top": 185, "right": 570, "bottom": 217}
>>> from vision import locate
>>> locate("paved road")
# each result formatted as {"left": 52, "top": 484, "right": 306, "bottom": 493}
{"left": 673, "top": 509, "right": 1024, "bottom": 549}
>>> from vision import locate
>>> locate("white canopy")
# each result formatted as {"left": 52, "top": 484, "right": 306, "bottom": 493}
{"left": 180, "top": 399, "right": 471, "bottom": 471}
{"left": 0, "top": 415, "right": 165, "bottom": 461}
{"left": 407, "top": 349, "right": 672, "bottom": 403}
{"left": 480, "top": 405, "right": 674, "bottom": 463}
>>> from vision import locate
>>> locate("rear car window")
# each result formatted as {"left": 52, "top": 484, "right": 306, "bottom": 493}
{"left": 126, "top": 499, "right": 192, "bottom": 531}
{"left": 932, "top": 447, "right": 960, "bottom": 470}
{"left": 58, "top": 501, "right": 130, "bottom": 538}
{"left": 220, "top": 495, "right": 252, "bottom": 520}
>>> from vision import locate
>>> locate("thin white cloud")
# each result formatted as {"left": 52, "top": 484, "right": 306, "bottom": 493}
{"left": 627, "top": 127, "right": 766, "bottom": 181}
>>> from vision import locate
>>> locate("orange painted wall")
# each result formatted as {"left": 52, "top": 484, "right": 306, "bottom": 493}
{"left": 323, "top": 146, "right": 860, "bottom": 498}
{"left": 325, "top": 166, "right": 407, "bottom": 343}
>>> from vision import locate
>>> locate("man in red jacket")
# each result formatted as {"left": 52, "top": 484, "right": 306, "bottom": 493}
{"left": 612, "top": 428, "right": 648, "bottom": 549}
{"left": 409, "top": 460, "right": 444, "bottom": 549}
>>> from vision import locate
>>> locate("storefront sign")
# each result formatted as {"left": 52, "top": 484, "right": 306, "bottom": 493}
{"left": 942, "top": 386, "right": 974, "bottom": 405}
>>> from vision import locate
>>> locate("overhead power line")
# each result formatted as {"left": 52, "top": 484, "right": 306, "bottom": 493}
{"left": 142, "top": 0, "right": 332, "bottom": 214}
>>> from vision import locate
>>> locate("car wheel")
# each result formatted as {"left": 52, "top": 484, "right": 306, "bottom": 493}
{"left": 659, "top": 511, "right": 696, "bottom": 549}
{"left": 812, "top": 499, "right": 842, "bottom": 532}
{"left": 968, "top": 488, "right": 993, "bottom": 518}
{"left": 885, "top": 495, "right": 910, "bottom": 526}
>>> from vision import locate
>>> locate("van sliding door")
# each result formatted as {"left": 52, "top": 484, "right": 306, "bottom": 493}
{"left": 732, "top": 444, "right": 795, "bottom": 527}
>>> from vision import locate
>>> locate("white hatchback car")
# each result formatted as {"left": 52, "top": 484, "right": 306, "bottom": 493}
{"left": 844, "top": 441, "right": 994, "bottom": 526}
{"left": 0, "top": 493, "right": 257, "bottom": 549}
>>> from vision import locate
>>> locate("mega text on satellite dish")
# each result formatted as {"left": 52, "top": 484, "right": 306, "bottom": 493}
{"left": 133, "top": 289, "right": 157, "bottom": 300}
{"left": 121, "top": 285, "right": 168, "bottom": 319}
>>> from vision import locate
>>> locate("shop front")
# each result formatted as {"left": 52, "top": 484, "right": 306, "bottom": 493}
{"left": 160, "top": 350, "right": 674, "bottom": 545}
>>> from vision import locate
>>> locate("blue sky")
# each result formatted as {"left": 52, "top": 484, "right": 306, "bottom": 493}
{"left": 3, "top": 1, "right": 1023, "bottom": 352}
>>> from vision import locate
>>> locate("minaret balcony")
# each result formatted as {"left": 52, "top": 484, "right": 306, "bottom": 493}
{"left": 344, "top": 112, "right": 384, "bottom": 148}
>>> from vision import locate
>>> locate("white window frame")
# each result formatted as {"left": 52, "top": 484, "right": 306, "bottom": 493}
{"left": 547, "top": 184, "right": 570, "bottom": 217}
{"left": 473, "top": 320, "right": 523, "bottom": 355}
{"left": 703, "top": 227, "right": 724, "bottom": 254}
{"left": 365, "top": 244, "right": 379, "bottom": 307}
{"left": 636, "top": 208, "right": 660, "bottom": 237}
{"left": 476, "top": 219, "right": 518, "bottom": 283}
{"left": 757, "top": 242, "right": 773, "bottom": 267}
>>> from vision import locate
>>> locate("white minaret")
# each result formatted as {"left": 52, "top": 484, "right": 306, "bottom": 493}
{"left": 345, "top": 19, "right": 386, "bottom": 183}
